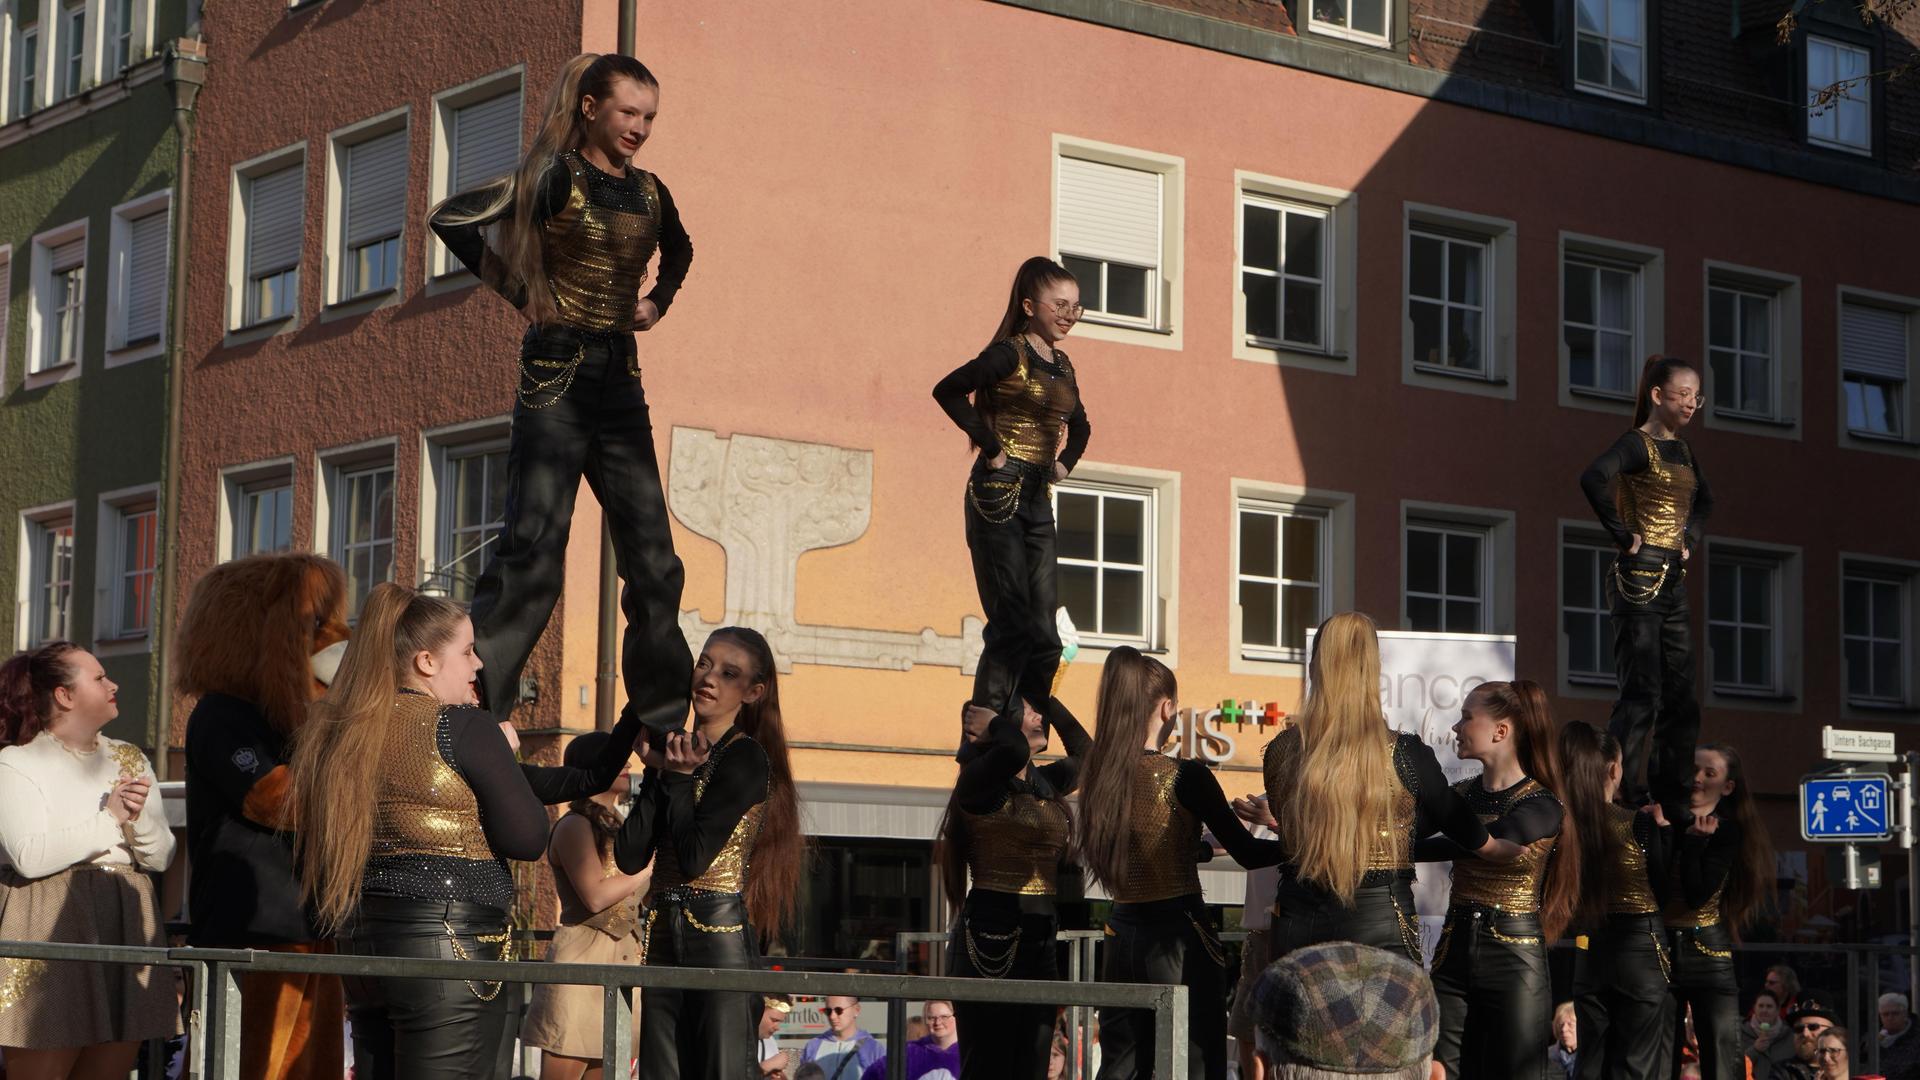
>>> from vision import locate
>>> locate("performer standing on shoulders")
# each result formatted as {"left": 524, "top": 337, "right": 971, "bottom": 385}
{"left": 932, "top": 257, "right": 1090, "bottom": 725}
{"left": 938, "top": 694, "right": 1090, "bottom": 1080}
{"left": 615, "top": 628, "right": 800, "bottom": 1080}
{"left": 1421, "top": 680, "right": 1580, "bottom": 1080}
{"left": 1562, "top": 721, "right": 1674, "bottom": 1080}
{"left": 429, "top": 53, "right": 694, "bottom": 737}
{"left": 1076, "top": 647, "right": 1282, "bottom": 1080}
{"left": 1661, "top": 743, "right": 1773, "bottom": 1080}
{"left": 1579, "top": 356, "right": 1713, "bottom": 812}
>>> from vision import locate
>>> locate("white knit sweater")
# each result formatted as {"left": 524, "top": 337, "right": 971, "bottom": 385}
{"left": 0, "top": 731, "right": 173, "bottom": 878}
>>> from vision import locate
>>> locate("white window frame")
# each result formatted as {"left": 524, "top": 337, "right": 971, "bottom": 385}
{"left": 57, "top": 0, "right": 82, "bottom": 99}
{"left": 1053, "top": 480, "right": 1158, "bottom": 650}
{"left": 427, "top": 67, "right": 523, "bottom": 283}
{"left": 0, "top": 245, "right": 11, "bottom": 383}
{"left": 1234, "top": 172, "right": 1357, "bottom": 373}
{"left": 10, "top": 21, "right": 38, "bottom": 120}
{"left": 1403, "top": 522, "right": 1491, "bottom": 634}
{"left": 1837, "top": 288, "right": 1917, "bottom": 454}
{"left": 1402, "top": 204, "right": 1519, "bottom": 398}
{"left": 1051, "top": 136, "right": 1184, "bottom": 352}
{"left": 1702, "top": 261, "right": 1801, "bottom": 438}
{"left": 225, "top": 142, "right": 306, "bottom": 338}
{"left": 1239, "top": 193, "right": 1332, "bottom": 355}
{"left": 92, "top": 484, "right": 156, "bottom": 651}
{"left": 219, "top": 457, "right": 297, "bottom": 561}
{"left": 1559, "top": 232, "right": 1665, "bottom": 415}
{"left": 15, "top": 501, "right": 76, "bottom": 651}
{"left": 26, "top": 217, "right": 87, "bottom": 388}
{"left": 1706, "top": 550, "right": 1784, "bottom": 698}
{"left": 1573, "top": 0, "right": 1648, "bottom": 103}
{"left": 1400, "top": 501, "right": 1516, "bottom": 636}
{"left": 1843, "top": 564, "right": 1911, "bottom": 710}
{"left": 1305, "top": 0, "right": 1393, "bottom": 47}
{"left": 1228, "top": 482, "right": 1355, "bottom": 676}
{"left": 418, "top": 417, "right": 511, "bottom": 601}
{"left": 324, "top": 106, "right": 409, "bottom": 311}
{"left": 1234, "top": 499, "right": 1331, "bottom": 663}
{"left": 1559, "top": 528, "right": 1620, "bottom": 690}
{"left": 105, "top": 188, "right": 169, "bottom": 365}
{"left": 316, "top": 440, "right": 397, "bottom": 621}
{"left": 101, "top": 0, "right": 151, "bottom": 76}
{"left": 1807, "top": 37, "right": 1872, "bottom": 156}
{"left": 1051, "top": 462, "right": 1181, "bottom": 663}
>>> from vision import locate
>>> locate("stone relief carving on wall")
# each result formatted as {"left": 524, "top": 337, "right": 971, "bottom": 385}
{"left": 668, "top": 427, "right": 983, "bottom": 674}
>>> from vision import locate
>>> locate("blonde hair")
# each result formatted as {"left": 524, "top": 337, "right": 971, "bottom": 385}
{"left": 287, "top": 583, "right": 468, "bottom": 933}
{"left": 1279, "top": 612, "right": 1395, "bottom": 903}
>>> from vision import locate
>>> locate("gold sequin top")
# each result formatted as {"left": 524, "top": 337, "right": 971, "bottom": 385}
{"left": 1263, "top": 727, "right": 1417, "bottom": 877}
{"left": 964, "top": 791, "right": 1072, "bottom": 896}
{"left": 1448, "top": 778, "right": 1557, "bottom": 912}
{"left": 988, "top": 338, "right": 1082, "bottom": 467}
{"left": 650, "top": 732, "right": 766, "bottom": 896}
{"left": 1613, "top": 430, "right": 1697, "bottom": 552}
{"left": 542, "top": 151, "right": 662, "bottom": 333}
{"left": 1112, "top": 755, "right": 1203, "bottom": 904}
{"left": 1604, "top": 805, "right": 1661, "bottom": 916}
{"left": 369, "top": 694, "right": 496, "bottom": 863}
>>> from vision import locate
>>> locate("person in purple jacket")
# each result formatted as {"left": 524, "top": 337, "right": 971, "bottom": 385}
{"left": 860, "top": 1002, "right": 961, "bottom": 1080}
{"left": 801, "top": 997, "right": 886, "bottom": 1080}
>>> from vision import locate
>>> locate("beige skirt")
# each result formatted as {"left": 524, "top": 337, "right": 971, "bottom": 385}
{"left": 520, "top": 923, "right": 643, "bottom": 1060}
{"left": 0, "top": 864, "right": 181, "bottom": 1049}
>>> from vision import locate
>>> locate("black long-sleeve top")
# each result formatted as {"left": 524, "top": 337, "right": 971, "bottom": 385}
{"left": 932, "top": 341, "right": 1091, "bottom": 468}
{"left": 518, "top": 705, "right": 642, "bottom": 805}
{"left": 429, "top": 152, "right": 692, "bottom": 321}
{"left": 1413, "top": 780, "right": 1563, "bottom": 863}
{"left": 1176, "top": 760, "right": 1287, "bottom": 870}
{"left": 1667, "top": 816, "right": 1743, "bottom": 924}
{"left": 954, "top": 698, "right": 1092, "bottom": 812}
{"left": 1578, "top": 430, "right": 1714, "bottom": 552}
{"left": 612, "top": 733, "right": 770, "bottom": 880}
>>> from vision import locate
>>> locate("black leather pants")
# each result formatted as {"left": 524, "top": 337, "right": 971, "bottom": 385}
{"left": 1096, "top": 895, "right": 1227, "bottom": 1080}
{"left": 338, "top": 897, "right": 513, "bottom": 1080}
{"left": 471, "top": 326, "right": 692, "bottom": 731}
{"left": 1665, "top": 924, "right": 1741, "bottom": 1080}
{"left": 1575, "top": 913, "right": 1673, "bottom": 1080}
{"left": 1606, "top": 546, "right": 1700, "bottom": 809}
{"left": 639, "top": 891, "right": 760, "bottom": 1080}
{"left": 1268, "top": 877, "right": 1421, "bottom": 965}
{"left": 1431, "top": 907, "right": 1552, "bottom": 1080}
{"left": 947, "top": 891, "right": 1059, "bottom": 1080}
{"left": 965, "top": 459, "right": 1062, "bottom": 722}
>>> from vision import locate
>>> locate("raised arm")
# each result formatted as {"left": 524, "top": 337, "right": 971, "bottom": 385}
{"left": 1175, "top": 760, "right": 1284, "bottom": 870}
{"left": 1032, "top": 697, "right": 1092, "bottom": 796}
{"left": 446, "top": 708, "right": 552, "bottom": 862}
{"left": 519, "top": 705, "right": 643, "bottom": 804}
{"left": 660, "top": 740, "right": 770, "bottom": 880}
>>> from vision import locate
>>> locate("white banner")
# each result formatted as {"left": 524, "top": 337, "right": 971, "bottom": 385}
{"left": 1304, "top": 628, "right": 1517, "bottom": 966}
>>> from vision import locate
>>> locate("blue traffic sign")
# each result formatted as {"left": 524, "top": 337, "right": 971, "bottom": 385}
{"left": 1801, "top": 774, "right": 1893, "bottom": 841}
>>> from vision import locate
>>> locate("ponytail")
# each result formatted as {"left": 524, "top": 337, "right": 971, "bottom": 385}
{"left": 0, "top": 642, "right": 80, "bottom": 748}
{"left": 1469, "top": 679, "right": 1579, "bottom": 940}
{"left": 1633, "top": 355, "right": 1698, "bottom": 427}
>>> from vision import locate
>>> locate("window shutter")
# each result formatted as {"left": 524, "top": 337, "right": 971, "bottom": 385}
{"left": 1056, "top": 156, "right": 1162, "bottom": 269}
{"left": 246, "top": 165, "right": 304, "bottom": 279}
{"left": 50, "top": 237, "right": 84, "bottom": 272}
{"left": 345, "top": 129, "right": 408, "bottom": 248}
{"left": 124, "top": 210, "right": 167, "bottom": 342}
{"left": 1842, "top": 303, "right": 1909, "bottom": 381}
{"left": 453, "top": 91, "right": 521, "bottom": 193}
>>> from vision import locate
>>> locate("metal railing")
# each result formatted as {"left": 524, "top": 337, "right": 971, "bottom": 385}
{"left": 0, "top": 937, "right": 1189, "bottom": 1080}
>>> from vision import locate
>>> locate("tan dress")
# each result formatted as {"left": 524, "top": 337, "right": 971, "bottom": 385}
{"left": 520, "top": 815, "right": 644, "bottom": 1060}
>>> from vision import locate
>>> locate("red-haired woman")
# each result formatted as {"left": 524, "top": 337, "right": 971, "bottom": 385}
{"left": 615, "top": 627, "right": 801, "bottom": 1080}
{"left": 430, "top": 53, "right": 694, "bottom": 740}
{"left": 932, "top": 257, "right": 1091, "bottom": 728}
{"left": 0, "top": 643, "right": 178, "bottom": 1080}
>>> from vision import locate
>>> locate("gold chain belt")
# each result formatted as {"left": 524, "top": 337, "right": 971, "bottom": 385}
{"left": 962, "top": 921, "right": 1022, "bottom": 979}
{"left": 966, "top": 472, "right": 1024, "bottom": 524}
{"left": 1611, "top": 556, "right": 1681, "bottom": 607}
{"left": 1680, "top": 928, "right": 1733, "bottom": 960}
{"left": 517, "top": 347, "right": 584, "bottom": 409}
{"left": 1184, "top": 912, "right": 1228, "bottom": 968}
{"left": 441, "top": 920, "right": 513, "bottom": 1001}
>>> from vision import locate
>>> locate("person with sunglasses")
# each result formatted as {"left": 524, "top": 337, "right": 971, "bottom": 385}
{"left": 932, "top": 256, "right": 1092, "bottom": 731}
{"left": 1770, "top": 998, "right": 1842, "bottom": 1080}
{"left": 800, "top": 998, "right": 884, "bottom": 1080}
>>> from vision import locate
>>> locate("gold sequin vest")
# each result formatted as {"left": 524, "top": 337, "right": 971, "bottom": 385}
{"left": 649, "top": 732, "right": 766, "bottom": 896}
{"left": 369, "top": 694, "right": 497, "bottom": 863}
{"left": 964, "top": 791, "right": 1071, "bottom": 896}
{"left": 987, "top": 338, "right": 1080, "bottom": 467}
{"left": 543, "top": 152, "right": 662, "bottom": 333}
{"left": 1663, "top": 857, "right": 1725, "bottom": 928}
{"left": 1111, "top": 755, "right": 1203, "bottom": 904}
{"left": 1604, "top": 805, "right": 1661, "bottom": 916}
{"left": 1613, "top": 430, "right": 1696, "bottom": 552}
{"left": 1448, "top": 778, "right": 1556, "bottom": 912}
{"left": 1263, "top": 727, "right": 1418, "bottom": 877}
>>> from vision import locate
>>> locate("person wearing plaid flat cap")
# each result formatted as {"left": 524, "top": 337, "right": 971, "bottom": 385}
{"left": 1248, "top": 941, "right": 1444, "bottom": 1080}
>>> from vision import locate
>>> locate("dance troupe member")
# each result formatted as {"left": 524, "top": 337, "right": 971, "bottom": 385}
{"left": 938, "top": 693, "right": 1090, "bottom": 1080}
{"left": 1076, "top": 647, "right": 1283, "bottom": 1080}
{"left": 933, "top": 257, "right": 1091, "bottom": 725}
{"left": 616, "top": 627, "right": 801, "bottom": 1080}
{"left": 1579, "top": 356, "right": 1713, "bottom": 813}
{"left": 430, "top": 52, "right": 694, "bottom": 737}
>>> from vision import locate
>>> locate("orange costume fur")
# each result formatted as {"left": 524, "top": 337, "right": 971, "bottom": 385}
{"left": 176, "top": 554, "right": 351, "bottom": 1080}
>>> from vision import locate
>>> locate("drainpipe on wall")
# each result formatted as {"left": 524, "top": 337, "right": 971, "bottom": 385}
{"left": 594, "top": 0, "right": 639, "bottom": 732}
{"left": 150, "top": 37, "right": 208, "bottom": 777}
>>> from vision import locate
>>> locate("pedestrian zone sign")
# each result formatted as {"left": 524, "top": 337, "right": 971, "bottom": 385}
{"left": 1801, "top": 774, "right": 1893, "bottom": 842}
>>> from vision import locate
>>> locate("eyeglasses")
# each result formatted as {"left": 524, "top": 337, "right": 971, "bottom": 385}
{"left": 1815, "top": 1046, "right": 1847, "bottom": 1058}
{"left": 1033, "top": 298, "right": 1084, "bottom": 318}
{"left": 925, "top": 1014, "right": 954, "bottom": 1023}
{"left": 824, "top": 1006, "right": 855, "bottom": 1016}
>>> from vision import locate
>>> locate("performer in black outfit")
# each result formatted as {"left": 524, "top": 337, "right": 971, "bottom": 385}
{"left": 1261, "top": 613, "right": 1515, "bottom": 968}
{"left": 616, "top": 627, "right": 801, "bottom": 1080}
{"left": 1075, "top": 647, "right": 1283, "bottom": 1080}
{"left": 932, "top": 257, "right": 1090, "bottom": 725}
{"left": 1579, "top": 356, "right": 1714, "bottom": 811}
{"left": 1562, "top": 721, "right": 1675, "bottom": 1080}
{"left": 1420, "top": 680, "right": 1579, "bottom": 1080}
{"left": 1661, "top": 742, "right": 1772, "bottom": 1080}
{"left": 938, "top": 695, "right": 1090, "bottom": 1080}
{"left": 429, "top": 53, "right": 693, "bottom": 736}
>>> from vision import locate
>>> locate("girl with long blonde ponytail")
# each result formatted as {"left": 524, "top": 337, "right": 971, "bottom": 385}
{"left": 1262, "top": 613, "right": 1518, "bottom": 968}
{"left": 426, "top": 53, "right": 697, "bottom": 751}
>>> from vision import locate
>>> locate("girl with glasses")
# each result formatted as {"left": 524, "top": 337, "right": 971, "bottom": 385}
{"left": 1578, "top": 355, "right": 1715, "bottom": 816}
{"left": 932, "top": 257, "right": 1091, "bottom": 731}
